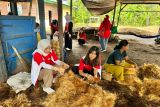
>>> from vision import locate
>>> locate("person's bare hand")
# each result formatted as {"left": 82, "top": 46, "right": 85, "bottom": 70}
{"left": 63, "top": 63, "right": 69, "bottom": 69}
{"left": 59, "top": 68, "right": 65, "bottom": 75}
{"left": 87, "top": 75, "right": 94, "bottom": 81}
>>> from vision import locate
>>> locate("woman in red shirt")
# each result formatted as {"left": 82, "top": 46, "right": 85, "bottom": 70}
{"left": 50, "top": 20, "right": 58, "bottom": 40}
{"left": 72, "top": 46, "right": 101, "bottom": 80}
{"left": 78, "top": 28, "right": 87, "bottom": 45}
{"left": 31, "top": 39, "right": 69, "bottom": 94}
{"left": 98, "top": 15, "right": 111, "bottom": 52}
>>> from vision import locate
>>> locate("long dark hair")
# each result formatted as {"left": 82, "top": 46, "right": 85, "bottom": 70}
{"left": 114, "top": 40, "right": 128, "bottom": 50}
{"left": 84, "top": 46, "right": 100, "bottom": 66}
{"left": 79, "top": 27, "right": 85, "bottom": 35}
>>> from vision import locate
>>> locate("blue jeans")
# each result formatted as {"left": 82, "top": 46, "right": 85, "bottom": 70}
{"left": 99, "top": 37, "right": 108, "bottom": 50}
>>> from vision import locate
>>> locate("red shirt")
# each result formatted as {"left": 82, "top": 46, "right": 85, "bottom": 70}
{"left": 33, "top": 50, "right": 58, "bottom": 65}
{"left": 79, "top": 58, "right": 100, "bottom": 71}
{"left": 99, "top": 19, "right": 111, "bottom": 39}
{"left": 79, "top": 32, "right": 87, "bottom": 42}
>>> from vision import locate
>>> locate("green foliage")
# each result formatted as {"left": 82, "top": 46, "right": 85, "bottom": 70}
{"left": 72, "top": 1, "right": 160, "bottom": 26}
{"left": 72, "top": 0, "right": 91, "bottom": 23}
{"left": 118, "top": 4, "right": 160, "bottom": 26}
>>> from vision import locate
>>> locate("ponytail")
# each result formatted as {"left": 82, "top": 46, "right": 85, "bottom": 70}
{"left": 114, "top": 40, "right": 128, "bottom": 50}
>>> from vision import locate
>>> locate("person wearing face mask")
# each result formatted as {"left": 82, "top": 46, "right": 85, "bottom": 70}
{"left": 72, "top": 46, "right": 101, "bottom": 81}
{"left": 98, "top": 15, "right": 111, "bottom": 52}
{"left": 78, "top": 27, "right": 87, "bottom": 46}
{"left": 31, "top": 39, "right": 69, "bottom": 94}
{"left": 103, "top": 40, "right": 137, "bottom": 81}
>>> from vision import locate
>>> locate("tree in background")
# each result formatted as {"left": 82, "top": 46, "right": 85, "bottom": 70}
{"left": 72, "top": 0, "right": 160, "bottom": 27}
{"left": 72, "top": 0, "right": 91, "bottom": 23}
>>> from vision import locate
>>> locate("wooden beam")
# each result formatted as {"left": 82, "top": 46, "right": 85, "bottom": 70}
{"left": 122, "top": 10, "right": 160, "bottom": 12}
{"left": 10, "top": 2, "right": 18, "bottom": 15}
{"left": 28, "top": 0, "right": 32, "bottom": 16}
{"left": 112, "top": 0, "right": 117, "bottom": 27}
{"left": 70, "top": 0, "right": 72, "bottom": 20}
{"left": 120, "top": 0, "right": 160, "bottom": 4}
{"left": 57, "top": 0, "right": 64, "bottom": 61}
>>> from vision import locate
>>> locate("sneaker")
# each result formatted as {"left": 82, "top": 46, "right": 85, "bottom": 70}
{"left": 43, "top": 87, "right": 55, "bottom": 94}
{"left": 65, "top": 48, "right": 71, "bottom": 51}
{"left": 101, "top": 50, "right": 106, "bottom": 52}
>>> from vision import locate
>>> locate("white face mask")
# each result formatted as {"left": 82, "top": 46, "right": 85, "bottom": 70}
{"left": 34, "top": 28, "right": 40, "bottom": 32}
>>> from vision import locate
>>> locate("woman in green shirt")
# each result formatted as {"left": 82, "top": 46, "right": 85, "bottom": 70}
{"left": 103, "top": 40, "right": 137, "bottom": 81}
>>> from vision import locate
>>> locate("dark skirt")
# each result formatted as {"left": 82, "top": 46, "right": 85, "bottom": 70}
{"left": 78, "top": 39, "right": 85, "bottom": 45}
{"left": 65, "top": 32, "right": 72, "bottom": 49}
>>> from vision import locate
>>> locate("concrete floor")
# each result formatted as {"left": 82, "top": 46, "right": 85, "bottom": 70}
{"left": 65, "top": 39, "right": 116, "bottom": 66}
{"left": 64, "top": 38, "right": 160, "bottom": 66}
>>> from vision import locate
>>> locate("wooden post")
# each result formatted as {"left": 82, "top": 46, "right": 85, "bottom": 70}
{"left": 112, "top": 0, "right": 117, "bottom": 28}
{"left": 10, "top": 2, "right": 18, "bottom": 15}
{"left": 35, "top": 0, "right": 40, "bottom": 22}
{"left": 0, "top": 39, "right": 8, "bottom": 82}
{"left": 49, "top": 10, "right": 52, "bottom": 25}
{"left": 29, "top": 0, "right": 32, "bottom": 16}
{"left": 57, "top": 0, "right": 64, "bottom": 61}
{"left": 117, "top": 4, "right": 122, "bottom": 27}
{"left": 38, "top": 0, "right": 46, "bottom": 39}
{"left": 70, "top": 0, "right": 72, "bottom": 20}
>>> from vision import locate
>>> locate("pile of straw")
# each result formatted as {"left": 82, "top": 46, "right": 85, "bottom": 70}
{"left": 2, "top": 93, "right": 31, "bottom": 107}
{"left": 98, "top": 80, "right": 147, "bottom": 107}
{"left": 143, "top": 78, "right": 160, "bottom": 96}
{"left": 144, "top": 94, "right": 160, "bottom": 106}
{"left": 0, "top": 82, "right": 10, "bottom": 98}
{"left": 44, "top": 71, "right": 116, "bottom": 107}
{"left": 138, "top": 64, "right": 160, "bottom": 79}
{"left": 51, "top": 40, "right": 60, "bottom": 58}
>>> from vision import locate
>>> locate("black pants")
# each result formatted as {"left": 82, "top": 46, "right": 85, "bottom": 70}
{"left": 78, "top": 39, "right": 85, "bottom": 45}
{"left": 65, "top": 33, "right": 72, "bottom": 49}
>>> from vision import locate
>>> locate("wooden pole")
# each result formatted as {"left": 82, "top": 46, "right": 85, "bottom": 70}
{"left": 70, "top": 0, "right": 72, "bottom": 20}
{"left": 10, "top": 2, "right": 18, "bottom": 15}
{"left": 112, "top": 0, "right": 117, "bottom": 28}
{"left": 57, "top": 0, "right": 64, "bottom": 61}
{"left": 29, "top": 0, "right": 32, "bottom": 16}
{"left": 117, "top": 4, "right": 122, "bottom": 27}
{"left": 38, "top": 0, "right": 46, "bottom": 39}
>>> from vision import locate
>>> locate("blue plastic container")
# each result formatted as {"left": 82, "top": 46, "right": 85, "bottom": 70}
{"left": 0, "top": 16, "right": 37, "bottom": 75}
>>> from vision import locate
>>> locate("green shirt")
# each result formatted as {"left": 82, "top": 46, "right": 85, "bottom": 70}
{"left": 107, "top": 49, "right": 127, "bottom": 64}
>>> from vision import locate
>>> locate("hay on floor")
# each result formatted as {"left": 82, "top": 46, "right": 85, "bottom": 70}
{"left": 44, "top": 71, "right": 116, "bottom": 107}
{"left": 138, "top": 64, "right": 160, "bottom": 79}
{"left": 98, "top": 80, "right": 147, "bottom": 107}
{"left": 2, "top": 93, "right": 31, "bottom": 107}
{"left": 0, "top": 82, "right": 10, "bottom": 98}
{"left": 143, "top": 78, "right": 160, "bottom": 97}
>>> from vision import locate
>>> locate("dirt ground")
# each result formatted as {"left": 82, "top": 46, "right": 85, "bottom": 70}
{"left": 65, "top": 38, "right": 160, "bottom": 66}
